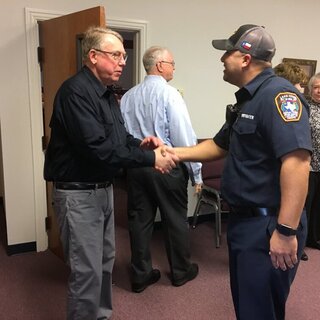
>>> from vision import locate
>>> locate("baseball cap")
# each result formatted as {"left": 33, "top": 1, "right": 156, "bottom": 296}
{"left": 212, "top": 24, "right": 276, "bottom": 62}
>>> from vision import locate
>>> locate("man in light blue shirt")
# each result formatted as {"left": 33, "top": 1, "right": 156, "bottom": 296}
{"left": 121, "top": 46, "right": 202, "bottom": 293}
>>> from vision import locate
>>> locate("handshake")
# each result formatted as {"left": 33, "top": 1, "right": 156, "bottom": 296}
{"left": 140, "top": 136, "right": 180, "bottom": 174}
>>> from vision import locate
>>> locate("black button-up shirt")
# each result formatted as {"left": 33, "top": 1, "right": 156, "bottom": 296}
{"left": 44, "top": 66, "right": 155, "bottom": 182}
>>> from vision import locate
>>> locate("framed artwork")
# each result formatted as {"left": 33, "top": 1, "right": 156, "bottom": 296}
{"left": 282, "top": 58, "right": 317, "bottom": 97}
{"left": 282, "top": 58, "right": 317, "bottom": 78}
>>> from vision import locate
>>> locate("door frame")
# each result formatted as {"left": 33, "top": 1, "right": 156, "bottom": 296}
{"left": 25, "top": 7, "right": 148, "bottom": 251}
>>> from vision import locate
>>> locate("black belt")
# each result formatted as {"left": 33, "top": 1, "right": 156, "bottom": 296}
{"left": 230, "top": 206, "right": 279, "bottom": 218}
{"left": 54, "top": 181, "right": 111, "bottom": 190}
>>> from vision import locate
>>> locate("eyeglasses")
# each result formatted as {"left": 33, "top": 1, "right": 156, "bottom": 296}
{"left": 160, "top": 60, "right": 175, "bottom": 67}
{"left": 93, "top": 48, "right": 128, "bottom": 62}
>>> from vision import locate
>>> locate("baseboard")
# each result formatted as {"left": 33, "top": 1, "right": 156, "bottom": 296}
{"left": 7, "top": 241, "right": 36, "bottom": 256}
{"left": 0, "top": 198, "right": 36, "bottom": 256}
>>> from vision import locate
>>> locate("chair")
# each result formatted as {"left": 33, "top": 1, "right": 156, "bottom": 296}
{"left": 192, "top": 157, "right": 228, "bottom": 248}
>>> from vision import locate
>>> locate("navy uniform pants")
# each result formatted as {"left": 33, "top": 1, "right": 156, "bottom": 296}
{"left": 227, "top": 211, "right": 307, "bottom": 320}
{"left": 127, "top": 164, "right": 192, "bottom": 283}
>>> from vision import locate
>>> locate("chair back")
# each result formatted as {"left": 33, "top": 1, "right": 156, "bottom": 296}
{"left": 201, "top": 158, "right": 225, "bottom": 190}
{"left": 192, "top": 142, "right": 228, "bottom": 247}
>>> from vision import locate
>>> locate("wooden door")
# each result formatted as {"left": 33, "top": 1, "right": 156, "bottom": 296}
{"left": 39, "top": 6, "right": 106, "bottom": 259}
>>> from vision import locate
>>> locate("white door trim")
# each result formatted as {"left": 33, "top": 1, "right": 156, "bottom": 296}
{"left": 25, "top": 7, "right": 148, "bottom": 251}
{"left": 25, "top": 8, "right": 64, "bottom": 252}
{"left": 107, "top": 17, "right": 148, "bottom": 83}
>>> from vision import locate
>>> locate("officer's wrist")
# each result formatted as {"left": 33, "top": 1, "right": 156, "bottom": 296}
{"left": 276, "top": 223, "right": 297, "bottom": 237}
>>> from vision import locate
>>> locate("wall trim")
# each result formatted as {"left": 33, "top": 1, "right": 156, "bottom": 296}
{"left": 25, "top": 8, "right": 64, "bottom": 252}
{"left": 7, "top": 241, "right": 37, "bottom": 256}
{"left": 107, "top": 17, "right": 148, "bottom": 83}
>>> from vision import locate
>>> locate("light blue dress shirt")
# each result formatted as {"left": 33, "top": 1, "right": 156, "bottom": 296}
{"left": 121, "top": 75, "right": 202, "bottom": 184}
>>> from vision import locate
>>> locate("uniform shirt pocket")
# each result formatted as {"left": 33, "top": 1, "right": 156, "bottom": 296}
{"left": 231, "top": 119, "right": 258, "bottom": 161}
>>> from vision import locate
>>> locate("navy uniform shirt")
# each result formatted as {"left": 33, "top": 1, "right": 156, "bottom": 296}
{"left": 214, "top": 68, "right": 312, "bottom": 207}
{"left": 44, "top": 66, "right": 155, "bottom": 182}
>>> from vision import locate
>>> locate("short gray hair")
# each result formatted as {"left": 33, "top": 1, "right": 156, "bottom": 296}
{"left": 143, "top": 46, "right": 169, "bottom": 73}
{"left": 82, "top": 26, "right": 123, "bottom": 62}
{"left": 308, "top": 72, "right": 320, "bottom": 92}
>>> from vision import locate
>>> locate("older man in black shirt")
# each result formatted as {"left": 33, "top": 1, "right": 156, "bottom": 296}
{"left": 44, "top": 26, "right": 177, "bottom": 320}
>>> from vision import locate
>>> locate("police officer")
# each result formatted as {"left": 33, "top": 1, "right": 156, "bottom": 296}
{"left": 174, "top": 24, "right": 312, "bottom": 320}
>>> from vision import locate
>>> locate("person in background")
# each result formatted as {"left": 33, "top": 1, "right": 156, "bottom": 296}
{"left": 274, "top": 62, "right": 308, "bottom": 93}
{"left": 121, "top": 46, "right": 202, "bottom": 293}
{"left": 44, "top": 27, "right": 178, "bottom": 320}
{"left": 274, "top": 61, "right": 309, "bottom": 261}
{"left": 172, "top": 24, "right": 312, "bottom": 319}
{"left": 305, "top": 72, "right": 320, "bottom": 250}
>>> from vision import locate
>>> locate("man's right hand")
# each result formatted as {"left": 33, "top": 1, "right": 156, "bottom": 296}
{"left": 154, "top": 146, "right": 179, "bottom": 173}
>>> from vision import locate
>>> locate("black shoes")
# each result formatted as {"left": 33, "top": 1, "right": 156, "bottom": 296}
{"left": 131, "top": 269, "right": 161, "bottom": 293}
{"left": 301, "top": 250, "right": 308, "bottom": 261}
{"left": 131, "top": 264, "right": 199, "bottom": 292}
{"left": 172, "top": 263, "right": 199, "bottom": 287}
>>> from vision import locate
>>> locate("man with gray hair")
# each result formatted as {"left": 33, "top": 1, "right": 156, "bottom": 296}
{"left": 121, "top": 46, "right": 202, "bottom": 293}
{"left": 44, "top": 28, "right": 178, "bottom": 320}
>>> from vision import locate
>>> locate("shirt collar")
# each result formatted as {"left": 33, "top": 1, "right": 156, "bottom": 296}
{"left": 82, "top": 65, "right": 111, "bottom": 98}
{"left": 310, "top": 99, "right": 320, "bottom": 107}
{"left": 235, "top": 68, "right": 275, "bottom": 104}
{"left": 144, "top": 74, "right": 167, "bottom": 83}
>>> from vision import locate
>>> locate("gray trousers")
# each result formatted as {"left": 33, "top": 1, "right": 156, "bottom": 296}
{"left": 53, "top": 186, "right": 115, "bottom": 320}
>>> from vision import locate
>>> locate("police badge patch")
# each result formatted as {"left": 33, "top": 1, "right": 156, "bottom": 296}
{"left": 275, "top": 92, "right": 302, "bottom": 122}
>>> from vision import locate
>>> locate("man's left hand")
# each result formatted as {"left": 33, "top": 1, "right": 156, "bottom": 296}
{"left": 140, "top": 136, "right": 164, "bottom": 150}
{"left": 269, "top": 230, "right": 298, "bottom": 271}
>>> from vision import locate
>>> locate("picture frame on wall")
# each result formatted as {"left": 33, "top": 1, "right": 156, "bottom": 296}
{"left": 282, "top": 58, "right": 317, "bottom": 97}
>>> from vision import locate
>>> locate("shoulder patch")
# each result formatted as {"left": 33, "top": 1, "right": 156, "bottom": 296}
{"left": 275, "top": 92, "right": 302, "bottom": 122}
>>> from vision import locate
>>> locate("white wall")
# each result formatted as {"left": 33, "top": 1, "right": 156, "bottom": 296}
{"left": 1, "top": 0, "right": 319, "bottom": 249}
